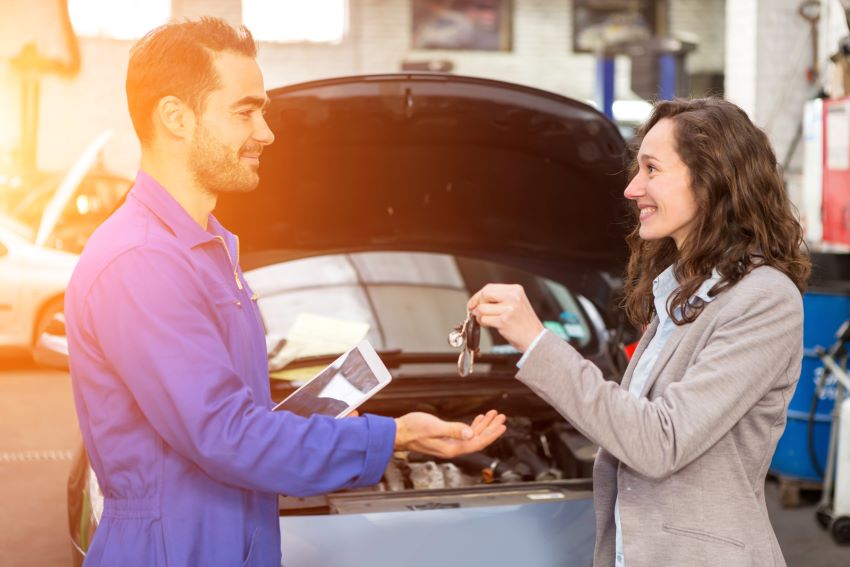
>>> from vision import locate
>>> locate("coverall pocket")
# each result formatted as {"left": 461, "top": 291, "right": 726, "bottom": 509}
{"left": 241, "top": 528, "right": 259, "bottom": 567}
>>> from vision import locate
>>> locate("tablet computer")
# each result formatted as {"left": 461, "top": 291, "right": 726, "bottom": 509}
{"left": 272, "top": 340, "right": 392, "bottom": 418}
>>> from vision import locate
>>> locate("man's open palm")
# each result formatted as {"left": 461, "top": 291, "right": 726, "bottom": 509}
{"left": 394, "top": 410, "right": 506, "bottom": 458}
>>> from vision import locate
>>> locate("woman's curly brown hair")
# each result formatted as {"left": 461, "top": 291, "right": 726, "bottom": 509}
{"left": 623, "top": 98, "right": 810, "bottom": 327}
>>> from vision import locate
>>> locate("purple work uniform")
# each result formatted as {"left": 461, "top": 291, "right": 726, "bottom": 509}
{"left": 65, "top": 171, "right": 396, "bottom": 566}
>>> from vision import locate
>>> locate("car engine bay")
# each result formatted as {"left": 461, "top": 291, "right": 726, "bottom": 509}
{"left": 278, "top": 414, "right": 598, "bottom": 515}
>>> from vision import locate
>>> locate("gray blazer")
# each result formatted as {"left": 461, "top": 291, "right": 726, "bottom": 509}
{"left": 517, "top": 266, "right": 803, "bottom": 566}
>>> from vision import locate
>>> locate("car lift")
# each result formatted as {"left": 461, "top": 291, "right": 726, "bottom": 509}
{"left": 813, "top": 319, "right": 850, "bottom": 544}
{"left": 8, "top": 1, "right": 80, "bottom": 180}
{"left": 595, "top": 36, "right": 695, "bottom": 121}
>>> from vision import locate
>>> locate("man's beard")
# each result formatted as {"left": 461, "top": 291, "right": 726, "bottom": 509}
{"left": 189, "top": 123, "right": 262, "bottom": 195}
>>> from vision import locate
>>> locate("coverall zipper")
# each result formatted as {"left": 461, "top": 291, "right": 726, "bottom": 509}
{"left": 213, "top": 235, "right": 243, "bottom": 291}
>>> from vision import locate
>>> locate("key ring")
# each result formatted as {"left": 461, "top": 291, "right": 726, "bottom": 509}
{"left": 448, "top": 311, "right": 480, "bottom": 377}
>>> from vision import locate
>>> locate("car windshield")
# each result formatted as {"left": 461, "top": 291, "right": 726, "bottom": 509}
{"left": 245, "top": 251, "right": 593, "bottom": 376}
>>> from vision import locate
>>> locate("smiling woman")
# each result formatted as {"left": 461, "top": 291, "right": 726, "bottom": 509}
{"left": 68, "top": 0, "right": 170, "bottom": 40}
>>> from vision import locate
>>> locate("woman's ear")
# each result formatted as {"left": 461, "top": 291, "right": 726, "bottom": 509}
{"left": 154, "top": 95, "right": 195, "bottom": 140}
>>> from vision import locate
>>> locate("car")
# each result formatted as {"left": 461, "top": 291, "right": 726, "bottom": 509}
{"left": 0, "top": 132, "right": 130, "bottom": 361}
{"left": 60, "top": 73, "right": 633, "bottom": 567}
{"left": 0, "top": 212, "right": 77, "bottom": 360}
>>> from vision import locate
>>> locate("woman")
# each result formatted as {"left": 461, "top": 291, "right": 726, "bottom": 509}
{"left": 468, "top": 98, "right": 810, "bottom": 567}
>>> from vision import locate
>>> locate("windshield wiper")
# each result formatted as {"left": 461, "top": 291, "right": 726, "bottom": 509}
{"left": 272, "top": 349, "right": 521, "bottom": 372}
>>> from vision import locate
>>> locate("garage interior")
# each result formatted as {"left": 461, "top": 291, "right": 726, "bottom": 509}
{"left": 1, "top": 1, "right": 850, "bottom": 566}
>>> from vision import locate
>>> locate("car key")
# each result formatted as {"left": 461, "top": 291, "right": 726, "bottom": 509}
{"left": 449, "top": 311, "right": 478, "bottom": 376}
{"left": 464, "top": 315, "right": 480, "bottom": 376}
{"left": 451, "top": 311, "right": 480, "bottom": 377}
{"left": 448, "top": 315, "right": 467, "bottom": 348}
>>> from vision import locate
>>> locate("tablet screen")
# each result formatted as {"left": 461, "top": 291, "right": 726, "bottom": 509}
{"left": 273, "top": 343, "right": 389, "bottom": 418}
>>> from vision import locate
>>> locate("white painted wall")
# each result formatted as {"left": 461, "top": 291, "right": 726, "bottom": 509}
{"left": 0, "top": 0, "right": 727, "bottom": 176}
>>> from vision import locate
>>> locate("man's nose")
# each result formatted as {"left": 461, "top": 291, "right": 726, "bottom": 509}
{"left": 254, "top": 115, "right": 275, "bottom": 146}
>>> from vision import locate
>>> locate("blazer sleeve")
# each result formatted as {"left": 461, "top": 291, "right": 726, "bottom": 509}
{"left": 516, "top": 272, "right": 803, "bottom": 480}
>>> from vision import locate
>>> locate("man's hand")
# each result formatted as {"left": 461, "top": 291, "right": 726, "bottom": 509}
{"left": 467, "top": 284, "right": 545, "bottom": 352}
{"left": 394, "top": 410, "right": 506, "bottom": 459}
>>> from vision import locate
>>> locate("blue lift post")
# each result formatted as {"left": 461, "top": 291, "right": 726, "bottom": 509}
{"left": 596, "top": 38, "right": 695, "bottom": 121}
{"left": 659, "top": 52, "right": 677, "bottom": 101}
{"left": 596, "top": 56, "right": 616, "bottom": 120}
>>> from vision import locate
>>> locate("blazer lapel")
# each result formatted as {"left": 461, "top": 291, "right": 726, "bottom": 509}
{"left": 621, "top": 318, "right": 659, "bottom": 391}
{"left": 638, "top": 321, "right": 689, "bottom": 398}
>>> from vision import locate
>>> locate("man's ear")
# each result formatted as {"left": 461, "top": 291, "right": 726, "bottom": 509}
{"left": 154, "top": 95, "right": 194, "bottom": 140}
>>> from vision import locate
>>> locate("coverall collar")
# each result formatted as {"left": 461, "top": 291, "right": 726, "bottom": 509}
{"left": 128, "top": 170, "right": 229, "bottom": 249}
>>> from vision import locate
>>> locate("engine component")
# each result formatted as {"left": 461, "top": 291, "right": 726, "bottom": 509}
{"left": 440, "top": 463, "right": 469, "bottom": 488}
{"left": 383, "top": 460, "right": 406, "bottom": 492}
{"left": 449, "top": 451, "right": 522, "bottom": 483}
{"left": 408, "top": 461, "right": 445, "bottom": 490}
{"left": 548, "top": 424, "right": 597, "bottom": 479}
{"left": 512, "top": 441, "right": 562, "bottom": 481}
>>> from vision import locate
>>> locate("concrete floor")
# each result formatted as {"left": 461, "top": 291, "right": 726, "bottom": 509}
{"left": 765, "top": 478, "right": 849, "bottom": 566}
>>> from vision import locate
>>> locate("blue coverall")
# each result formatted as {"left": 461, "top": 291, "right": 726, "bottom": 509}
{"left": 65, "top": 171, "right": 396, "bottom": 566}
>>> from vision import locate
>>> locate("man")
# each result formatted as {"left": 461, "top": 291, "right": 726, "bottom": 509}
{"left": 65, "top": 17, "right": 505, "bottom": 567}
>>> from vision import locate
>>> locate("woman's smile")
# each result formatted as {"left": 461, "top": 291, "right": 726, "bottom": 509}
{"left": 638, "top": 204, "right": 658, "bottom": 221}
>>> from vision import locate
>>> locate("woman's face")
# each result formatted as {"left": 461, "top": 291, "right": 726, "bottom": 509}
{"left": 623, "top": 117, "right": 698, "bottom": 250}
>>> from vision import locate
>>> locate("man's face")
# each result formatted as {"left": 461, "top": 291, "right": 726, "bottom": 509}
{"left": 189, "top": 52, "right": 274, "bottom": 195}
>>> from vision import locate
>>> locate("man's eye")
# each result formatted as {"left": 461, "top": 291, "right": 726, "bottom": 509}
{"left": 239, "top": 109, "right": 253, "bottom": 117}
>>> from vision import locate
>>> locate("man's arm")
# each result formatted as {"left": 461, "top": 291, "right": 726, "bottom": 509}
{"left": 81, "top": 247, "right": 393, "bottom": 496}
{"left": 80, "top": 247, "right": 504, "bottom": 496}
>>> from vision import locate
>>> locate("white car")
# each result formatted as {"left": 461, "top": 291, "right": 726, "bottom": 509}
{"left": 0, "top": 212, "right": 77, "bottom": 357}
{"left": 0, "top": 132, "right": 129, "bottom": 361}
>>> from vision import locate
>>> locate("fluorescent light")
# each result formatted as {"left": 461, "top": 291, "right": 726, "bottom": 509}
{"left": 243, "top": 0, "right": 347, "bottom": 44}
{"left": 68, "top": 0, "right": 171, "bottom": 40}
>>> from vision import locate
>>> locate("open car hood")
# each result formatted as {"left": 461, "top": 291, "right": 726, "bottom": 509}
{"left": 35, "top": 130, "right": 112, "bottom": 248}
{"left": 215, "top": 73, "right": 631, "bottom": 280}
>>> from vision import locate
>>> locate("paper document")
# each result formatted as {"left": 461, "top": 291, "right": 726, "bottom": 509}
{"left": 269, "top": 313, "right": 370, "bottom": 374}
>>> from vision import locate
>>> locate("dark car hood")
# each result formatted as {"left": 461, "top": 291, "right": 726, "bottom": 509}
{"left": 216, "top": 73, "right": 632, "bottom": 284}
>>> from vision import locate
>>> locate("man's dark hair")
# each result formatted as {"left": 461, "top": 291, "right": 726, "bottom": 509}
{"left": 126, "top": 17, "right": 257, "bottom": 145}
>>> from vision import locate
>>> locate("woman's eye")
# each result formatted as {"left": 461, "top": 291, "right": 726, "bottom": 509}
{"left": 646, "top": 164, "right": 657, "bottom": 173}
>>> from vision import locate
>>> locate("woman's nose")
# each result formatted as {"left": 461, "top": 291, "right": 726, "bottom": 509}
{"left": 623, "top": 174, "right": 644, "bottom": 200}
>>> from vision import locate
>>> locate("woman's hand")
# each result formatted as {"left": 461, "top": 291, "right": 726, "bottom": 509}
{"left": 394, "top": 410, "right": 506, "bottom": 458}
{"left": 467, "top": 284, "right": 545, "bottom": 352}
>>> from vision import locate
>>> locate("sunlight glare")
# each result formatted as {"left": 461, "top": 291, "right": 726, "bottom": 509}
{"left": 68, "top": 0, "right": 171, "bottom": 40}
{"left": 243, "top": 0, "right": 347, "bottom": 43}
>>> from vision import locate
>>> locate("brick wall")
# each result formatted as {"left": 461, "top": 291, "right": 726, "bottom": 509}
{"left": 0, "top": 0, "right": 727, "bottom": 175}
{"left": 671, "top": 0, "right": 726, "bottom": 74}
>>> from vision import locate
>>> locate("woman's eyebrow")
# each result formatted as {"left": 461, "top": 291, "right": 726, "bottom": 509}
{"left": 638, "top": 153, "right": 660, "bottom": 163}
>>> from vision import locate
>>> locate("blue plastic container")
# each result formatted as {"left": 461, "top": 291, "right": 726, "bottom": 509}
{"left": 770, "top": 292, "right": 850, "bottom": 481}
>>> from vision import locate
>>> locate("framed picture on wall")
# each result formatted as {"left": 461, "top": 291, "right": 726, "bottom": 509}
{"left": 573, "top": 0, "right": 656, "bottom": 54}
{"left": 412, "top": 0, "right": 512, "bottom": 52}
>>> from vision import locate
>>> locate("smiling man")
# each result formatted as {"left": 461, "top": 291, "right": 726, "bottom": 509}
{"left": 65, "top": 17, "right": 505, "bottom": 567}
